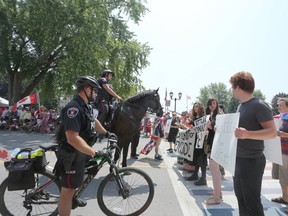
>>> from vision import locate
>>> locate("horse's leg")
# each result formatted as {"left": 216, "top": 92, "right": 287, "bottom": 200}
{"left": 122, "top": 141, "right": 130, "bottom": 167}
{"left": 113, "top": 145, "right": 122, "bottom": 164}
{"left": 109, "top": 144, "right": 122, "bottom": 172}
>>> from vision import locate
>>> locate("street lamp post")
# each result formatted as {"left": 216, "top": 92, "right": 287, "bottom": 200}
{"left": 169, "top": 91, "right": 182, "bottom": 112}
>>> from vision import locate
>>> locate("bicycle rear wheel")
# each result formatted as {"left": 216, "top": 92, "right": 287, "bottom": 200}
{"left": 97, "top": 167, "right": 154, "bottom": 216}
{"left": 0, "top": 170, "right": 60, "bottom": 216}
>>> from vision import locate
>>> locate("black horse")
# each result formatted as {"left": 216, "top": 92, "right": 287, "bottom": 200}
{"left": 110, "top": 89, "right": 163, "bottom": 167}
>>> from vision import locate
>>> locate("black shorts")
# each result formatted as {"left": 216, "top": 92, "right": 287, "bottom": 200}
{"left": 59, "top": 153, "right": 88, "bottom": 189}
{"left": 167, "top": 132, "right": 177, "bottom": 143}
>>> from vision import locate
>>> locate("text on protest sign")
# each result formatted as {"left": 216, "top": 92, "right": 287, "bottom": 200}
{"left": 175, "top": 129, "right": 196, "bottom": 161}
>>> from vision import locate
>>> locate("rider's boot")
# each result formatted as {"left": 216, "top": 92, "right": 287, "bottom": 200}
{"left": 97, "top": 113, "right": 107, "bottom": 143}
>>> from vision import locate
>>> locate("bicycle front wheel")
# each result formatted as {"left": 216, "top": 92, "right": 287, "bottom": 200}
{"left": 97, "top": 167, "right": 154, "bottom": 216}
{"left": 0, "top": 170, "right": 60, "bottom": 216}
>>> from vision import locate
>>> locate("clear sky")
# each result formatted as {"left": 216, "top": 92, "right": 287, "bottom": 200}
{"left": 129, "top": 0, "right": 288, "bottom": 112}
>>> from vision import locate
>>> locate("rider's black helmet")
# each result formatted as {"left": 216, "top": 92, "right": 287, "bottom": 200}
{"left": 101, "top": 69, "right": 115, "bottom": 77}
{"left": 75, "top": 76, "right": 101, "bottom": 91}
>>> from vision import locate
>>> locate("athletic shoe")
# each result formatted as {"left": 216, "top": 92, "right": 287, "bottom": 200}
{"left": 154, "top": 154, "right": 163, "bottom": 160}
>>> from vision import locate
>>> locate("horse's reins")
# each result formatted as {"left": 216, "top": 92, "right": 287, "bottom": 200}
{"left": 114, "top": 93, "right": 161, "bottom": 126}
{"left": 119, "top": 100, "right": 146, "bottom": 125}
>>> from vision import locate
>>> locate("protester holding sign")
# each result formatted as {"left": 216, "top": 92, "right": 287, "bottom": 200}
{"left": 184, "top": 102, "right": 207, "bottom": 186}
{"left": 203, "top": 98, "right": 223, "bottom": 205}
{"left": 271, "top": 98, "right": 288, "bottom": 208}
{"left": 230, "top": 71, "right": 277, "bottom": 216}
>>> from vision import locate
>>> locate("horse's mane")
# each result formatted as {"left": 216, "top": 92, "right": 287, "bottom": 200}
{"left": 126, "top": 90, "right": 155, "bottom": 103}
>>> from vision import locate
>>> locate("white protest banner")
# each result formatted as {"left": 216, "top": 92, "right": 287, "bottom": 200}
{"left": 194, "top": 115, "right": 208, "bottom": 148}
{"left": 165, "top": 119, "right": 172, "bottom": 134}
{"left": 264, "top": 118, "right": 282, "bottom": 165}
{"left": 175, "top": 128, "right": 196, "bottom": 161}
{"left": 211, "top": 113, "right": 239, "bottom": 176}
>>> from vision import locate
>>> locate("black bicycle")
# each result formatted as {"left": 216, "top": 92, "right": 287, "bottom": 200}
{"left": 0, "top": 139, "right": 154, "bottom": 216}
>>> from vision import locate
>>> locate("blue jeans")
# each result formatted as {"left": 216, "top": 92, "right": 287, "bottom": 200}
{"left": 233, "top": 155, "right": 266, "bottom": 216}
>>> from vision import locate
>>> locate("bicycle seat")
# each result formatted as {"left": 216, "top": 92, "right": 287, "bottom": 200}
{"left": 39, "top": 143, "right": 58, "bottom": 151}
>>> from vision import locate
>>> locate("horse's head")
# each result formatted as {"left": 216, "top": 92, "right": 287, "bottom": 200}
{"left": 125, "top": 88, "right": 164, "bottom": 117}
{"left": 148, "top": 88, "right": 163, "bottom": 117}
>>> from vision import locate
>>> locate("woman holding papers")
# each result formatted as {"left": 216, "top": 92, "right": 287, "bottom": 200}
{"left": 203, "top": 98, "right": 223, "bottom": 205}
{"left": 184, "top": 102, "right": 208, "bottom": 186}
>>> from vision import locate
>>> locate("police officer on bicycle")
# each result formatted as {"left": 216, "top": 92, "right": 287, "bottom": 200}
{"left": 55, "top": 76, "right": 117, "bottom": 216}
{"left": 94, "top": 69, "right": 122, "bottom": 126}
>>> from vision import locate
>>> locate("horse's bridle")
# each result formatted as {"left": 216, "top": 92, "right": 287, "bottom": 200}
{"left": 119, "top": 91, "right": 162, "bottom": 123}
{"left": 119, "top": 101, "right": 146, "bottom": 126}
{"left": 149, "top": 91, "right": 162, "bottom": 116}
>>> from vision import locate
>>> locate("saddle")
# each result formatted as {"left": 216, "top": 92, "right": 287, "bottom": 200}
{"left": 100, "top": 100, "right": 120, "bottom": 132}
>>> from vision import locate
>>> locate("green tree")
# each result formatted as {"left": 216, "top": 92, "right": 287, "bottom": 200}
{"left": 196, "top": 82, "right": 231, "bottom": 111}
{"left": 197, "top": 83, "right": 267, "bottom": 113}
{"left": 271, "top": 92, "right": 288, "bottom": 115}
{"left": 0, "top": 0, "right": 150, "bottom": 105}
{"left": 253, "top": 89, "right": 266, "bottom": 101}
{"left": 227, "top": 96, "right": 239, "bottom": 113}
{"left": 227, "top": 89, "right": 266, "bottom": 113}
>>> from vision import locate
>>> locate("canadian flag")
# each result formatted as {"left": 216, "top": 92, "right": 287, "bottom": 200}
{"left": 186, "top": 95, "right": 191, "bottom": 100}
{"left": 12, "top": 93, "right": 39, "bottom": 111}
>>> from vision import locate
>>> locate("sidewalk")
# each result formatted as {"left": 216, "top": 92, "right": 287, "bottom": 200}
{"left": 158, "top": 138, "right": 287, "bottom": 216}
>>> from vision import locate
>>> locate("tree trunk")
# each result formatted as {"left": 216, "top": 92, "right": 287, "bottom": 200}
{"left": 8, "top": 72, "right": 22, "bottom": 106}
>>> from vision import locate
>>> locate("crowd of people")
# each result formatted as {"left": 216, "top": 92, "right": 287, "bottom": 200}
{"left": 0, "top": 105, "right": 58, "bottom": 133}
{"left": 132, "top": 71, "right": 287, "bottom": 215}
{"left": 1, "top": 70, "right": 287, "bottom": 215}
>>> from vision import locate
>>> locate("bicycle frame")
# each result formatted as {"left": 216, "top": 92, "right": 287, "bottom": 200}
{"left": 0, "top": 139, "right": 154, "bottom": 216}
{"left": 26, "top": 174, "right": 58, "bottom": 205}
{"left": 74, "top": 149, "right": 129, "bottom": 200}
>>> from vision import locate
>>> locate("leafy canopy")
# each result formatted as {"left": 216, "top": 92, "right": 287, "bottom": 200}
{"left": 0, "top": 0, "right": 150, "bottom": 105}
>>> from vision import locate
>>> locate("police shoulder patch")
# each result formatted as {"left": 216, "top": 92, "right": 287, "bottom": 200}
{"left": 67, "top": 107, "right": 79, "bottom": 118}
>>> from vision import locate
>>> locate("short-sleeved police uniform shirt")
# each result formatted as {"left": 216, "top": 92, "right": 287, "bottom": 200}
{"left": 63, "top": 95, "right": 89, "bottom": 136}
{"left": 97, "top": 77, "right": 113, "bottom": 101}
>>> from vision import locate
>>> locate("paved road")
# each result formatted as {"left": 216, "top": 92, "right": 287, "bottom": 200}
{"left": 0, "top": 131, "right": 182, "bottom": 216}
{"left": 0, "top": 130, "right": 287, "bottom": 215}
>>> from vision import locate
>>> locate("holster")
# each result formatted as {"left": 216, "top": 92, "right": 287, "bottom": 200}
{"left": 57, "top": 147, "right": 76, "bottom": 172}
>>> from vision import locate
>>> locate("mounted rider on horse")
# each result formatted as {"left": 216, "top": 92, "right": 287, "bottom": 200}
{"left": 93, "top": 69, "right": 122, "bottom": 139}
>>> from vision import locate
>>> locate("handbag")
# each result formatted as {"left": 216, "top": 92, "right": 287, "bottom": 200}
{"left": 203, "top": 138, "right": 210, "bottom": 155}
{"left": 4, "top": 149, "right": 36, "bottom": 191}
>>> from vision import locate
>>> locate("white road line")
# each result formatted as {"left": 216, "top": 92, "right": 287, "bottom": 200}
{"left": 160, "top": 141, "right": 204, "bottom": 216}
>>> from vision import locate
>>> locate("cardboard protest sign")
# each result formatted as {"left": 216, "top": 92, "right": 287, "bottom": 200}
{"left": 175, "top": 128, "right": 196, "bottom": 161}
{"left": 264, "top": 118, "right": 282, "bottom": 165}
{"left": 211, "top": 113, "right": 239, "bottom": 176}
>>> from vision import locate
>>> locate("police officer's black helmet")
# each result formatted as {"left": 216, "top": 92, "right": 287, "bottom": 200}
{"left": 101, "top": 69, "right": 115, "bottom": 77}
{"left": 75, "top": 76, "right": 101, "bottom": 90}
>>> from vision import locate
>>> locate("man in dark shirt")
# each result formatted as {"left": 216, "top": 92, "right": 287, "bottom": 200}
{"left": 230, "top": 71, "right": 276, "bottom": 216}
{"left": 56, "top": 76, "right": 117, "bottom": 215}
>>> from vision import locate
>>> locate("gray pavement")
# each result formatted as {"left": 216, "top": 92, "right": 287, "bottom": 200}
{"left": 159, "top": 138, "right": 288, "bottom": 216}
{"left": 0, "top": 130, "right": 287, "bottom": 215}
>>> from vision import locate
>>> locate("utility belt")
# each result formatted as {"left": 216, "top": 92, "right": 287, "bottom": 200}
{"left": 57, "top": 142, "right": 77, "bottom": 173}
{"left": 57, "top": 138, "right": 94, "bottom": 174}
